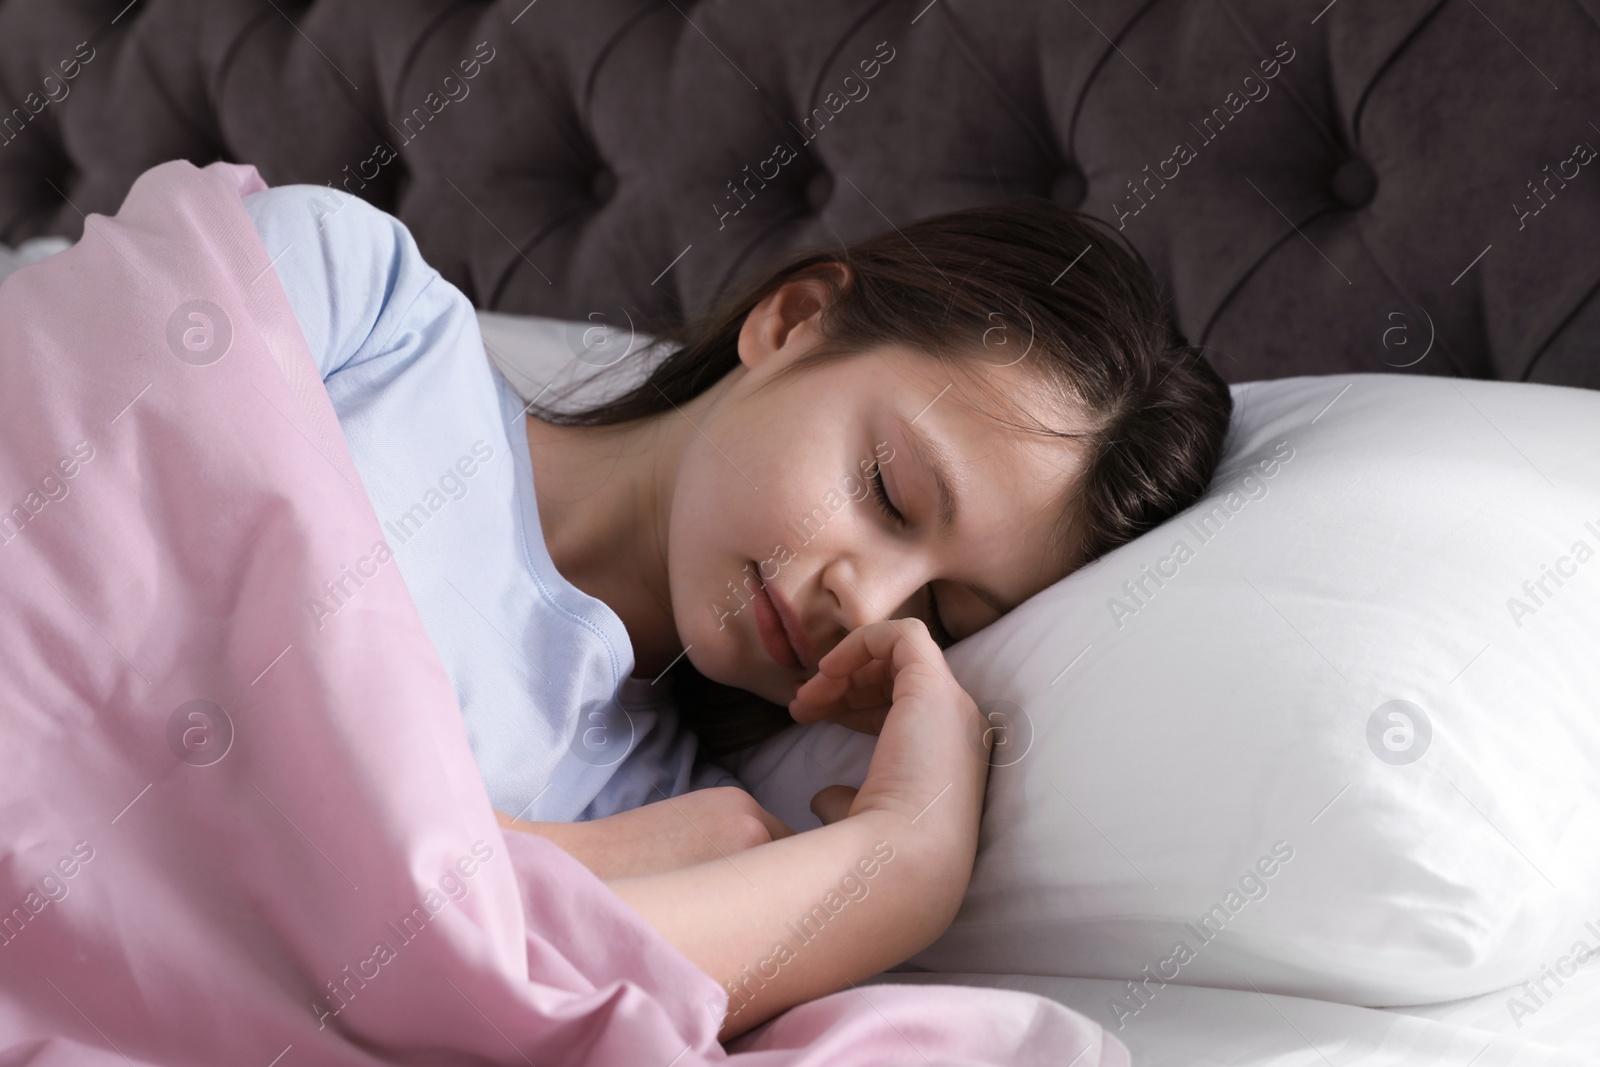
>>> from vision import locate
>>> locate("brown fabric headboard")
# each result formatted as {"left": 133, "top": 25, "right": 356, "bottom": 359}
{"left": 1, "top": 0, "right": 1596, "bottom": 386}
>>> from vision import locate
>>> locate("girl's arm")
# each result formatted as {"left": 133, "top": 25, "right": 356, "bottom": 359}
{"left": 605, "top": 800, "right": 968, "bottom": 1042}
{"left": 495, "top": 787, "right": 794, "bottom": 880}
{"left": 606, "top": 618, "right": 992, "bottom": 1042}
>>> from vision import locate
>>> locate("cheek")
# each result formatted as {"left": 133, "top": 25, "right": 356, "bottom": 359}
{"left": 667, "top": 439, "right": 770, "bottom": 666}
{"left": 669, "top": 426, "right": 853, "bottom": 681}
{"left": 673, "top": 400, "right": 821, "bottom": 570}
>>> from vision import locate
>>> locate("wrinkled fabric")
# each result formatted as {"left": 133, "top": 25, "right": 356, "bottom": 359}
{"left": 238, "top": 181, "right": 736, "bottom": 823}
{"left": 0, "top": 159, "right": 1127, "bottom": 1067}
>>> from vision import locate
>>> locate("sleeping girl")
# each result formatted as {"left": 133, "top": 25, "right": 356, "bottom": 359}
{"left": 242, "top": 185, "right": 1231, "bottom": 1042}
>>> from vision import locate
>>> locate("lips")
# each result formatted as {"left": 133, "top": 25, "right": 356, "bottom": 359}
{"left": 749, "top": 564, "right": 809, "bottom": 670}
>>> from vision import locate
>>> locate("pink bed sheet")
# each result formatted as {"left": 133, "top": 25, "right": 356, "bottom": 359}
{"left": 0, "top": 159, "right": 1128, "bottom": 1066}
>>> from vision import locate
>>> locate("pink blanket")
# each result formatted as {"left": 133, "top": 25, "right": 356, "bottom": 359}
{"left": 0, "top": 160, "right": 1127, "bottom": 1066}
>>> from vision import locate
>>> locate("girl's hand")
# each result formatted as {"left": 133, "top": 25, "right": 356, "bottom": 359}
{"left": 789, "top": 618, "right": 992, "bottom": 839}
{"left": 496, "top": 786, "right": 794, "bottom": 880}
{"left": 605, "top": 624, "right": 995, "bottom": 1041}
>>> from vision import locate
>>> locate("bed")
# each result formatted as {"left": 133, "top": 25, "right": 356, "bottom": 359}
{"left": 3, "top": 2, "right": 1598, "bottom": 1064}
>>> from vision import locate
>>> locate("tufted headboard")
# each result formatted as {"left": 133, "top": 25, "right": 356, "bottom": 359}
{"left": 1, "top": 0, "right": 1596, "bottom": 387}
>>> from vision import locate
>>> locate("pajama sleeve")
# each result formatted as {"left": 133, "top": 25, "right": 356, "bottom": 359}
{"left": 241, "top": 184, "right": 468, "bottom": 393}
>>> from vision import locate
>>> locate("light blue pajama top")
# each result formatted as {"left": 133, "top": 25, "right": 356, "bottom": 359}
{"left": 241, "top": 183, "right": 736, "bottom": 822}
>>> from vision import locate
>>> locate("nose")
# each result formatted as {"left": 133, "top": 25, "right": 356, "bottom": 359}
{"left": 817, "top": 551, "right": 932, "bottom": 652}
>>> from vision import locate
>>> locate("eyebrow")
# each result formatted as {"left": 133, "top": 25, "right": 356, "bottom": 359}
{"left": 894, "top": 413, "right": 1013, "bottom": 617}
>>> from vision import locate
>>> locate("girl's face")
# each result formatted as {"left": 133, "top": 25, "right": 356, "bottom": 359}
{"left": 669, "top": 276, "right": 1090, "bottom": 707}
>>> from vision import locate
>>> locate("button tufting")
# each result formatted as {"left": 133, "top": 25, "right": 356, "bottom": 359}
{"left": 1051, "top": 168, "right": 1086, "bottom": 209}
{"left": 1330, "top": 158, "right": 1376, "bottom": 209}
{"left": 590, "top": 167, "right": 616, "bottom": 204}
{"left": 805, "top": 171, "right": 833, "bottom": 211}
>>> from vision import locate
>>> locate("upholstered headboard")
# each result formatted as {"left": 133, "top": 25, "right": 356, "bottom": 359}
{"left": 1, "top": 0, "right": 1596, "bottom": 386}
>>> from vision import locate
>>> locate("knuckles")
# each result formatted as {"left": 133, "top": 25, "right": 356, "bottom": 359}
{"left": 733, "top": 813, "right": 776, "bottom": 851}
{"left": 698, "top": 787, "right": 776, "bottom": 851}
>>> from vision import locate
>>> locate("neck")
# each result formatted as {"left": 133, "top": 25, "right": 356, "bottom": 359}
{"left": 521, "top": 382, "right": 723, "bottom": 679}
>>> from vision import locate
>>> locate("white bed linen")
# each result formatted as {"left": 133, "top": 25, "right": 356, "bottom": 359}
{"left": 872, "top": 967, "right": 1600, "bottom": 1066}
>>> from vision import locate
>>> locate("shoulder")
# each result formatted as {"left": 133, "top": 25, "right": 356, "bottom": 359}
{"left": 240, "top": 185, "right": 457, "bottom": 378}
{"left": 241, "top": 184, "right": 417, "bottom": 269}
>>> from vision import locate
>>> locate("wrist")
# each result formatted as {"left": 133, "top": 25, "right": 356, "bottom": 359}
{"left": 842, "top": 807, "right": 977, "bottom": 941}
{"left": 852, "top": 783, "right": 982, "bottom": 871}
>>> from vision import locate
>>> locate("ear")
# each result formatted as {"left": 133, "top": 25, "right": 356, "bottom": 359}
{"left": 737, "top": 263, "right": 850, "bottom": 372}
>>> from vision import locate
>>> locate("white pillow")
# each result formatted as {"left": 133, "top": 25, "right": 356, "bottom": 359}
{"left": 902, "top": 373, "right": 1600, "bottom": 1008}
{"left": 476, "top": 308, "right": 667, "bottom": 412}
{"left": 484, "top": 312, "right": 1600, "bottom": 1004}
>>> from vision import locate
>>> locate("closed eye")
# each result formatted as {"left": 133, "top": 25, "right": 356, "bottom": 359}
{"left": 867, "top": 460, "right": 902, "bottom": 523}
{"left": 867, "top": 462, "right": 955, "bottom": 646}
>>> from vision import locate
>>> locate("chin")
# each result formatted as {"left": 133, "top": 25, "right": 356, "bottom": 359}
{"left": 680, "top": 609, "right": 743, "bottom": 683}
{"left": 683, "top": 612, "right": 786, "bottom": 706}
{"left": 673, "top": 551, "right": 798, "bottom": 706}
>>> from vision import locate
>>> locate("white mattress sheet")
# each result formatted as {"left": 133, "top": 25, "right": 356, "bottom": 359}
{"left": 871, "top": 968, "right": 1600, "bottom": 1065}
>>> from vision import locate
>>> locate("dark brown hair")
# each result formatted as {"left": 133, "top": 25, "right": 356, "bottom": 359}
{"left": 527, "top": 196, "right": 1233, "bottom": 759}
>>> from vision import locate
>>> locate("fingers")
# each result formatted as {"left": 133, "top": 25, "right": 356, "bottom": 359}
{"left": 789, "top": 618, "right": 945, "bottom": 723}
{"left": 790, "top": 663, "right": 891, "bottom": 721}
{"left": 809, "top": 784, "right": 859, "bottom": 825}
{"left": 817, "top": 618, "right": 930, "bottom": 678}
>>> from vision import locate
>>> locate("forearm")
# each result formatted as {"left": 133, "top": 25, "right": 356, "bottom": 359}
{"left": 496, "top": 789, "right": 792, "bottom": 880}
{"left": 603, "top": 807, "right": 972, "bottom": 1042}
{"left": 494, "top": 810, "right": 591, "bottom": 865}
